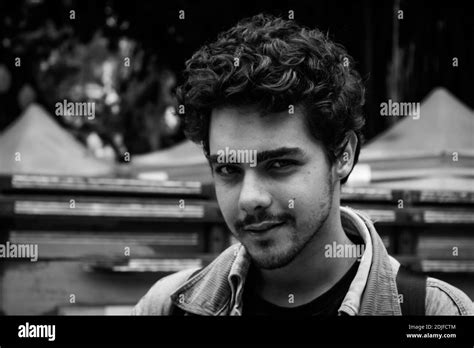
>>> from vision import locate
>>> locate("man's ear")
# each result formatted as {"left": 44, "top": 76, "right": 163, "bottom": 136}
{"left": 335, "top": 131, "right": 358, "bottom": 182}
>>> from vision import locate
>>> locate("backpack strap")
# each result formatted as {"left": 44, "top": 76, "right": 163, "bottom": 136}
{"left": 396, "top": 265, "right": 427, "bottom": 315}
{"left": 170, "top": 268, "right": 203, "bottom": 316}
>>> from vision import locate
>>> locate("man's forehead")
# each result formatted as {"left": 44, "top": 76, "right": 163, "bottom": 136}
{"left": 209, "top": 106, "right": 308, "bottom": 149}
{"left": 210, "top": 106, "right": 299, "bottom": 125}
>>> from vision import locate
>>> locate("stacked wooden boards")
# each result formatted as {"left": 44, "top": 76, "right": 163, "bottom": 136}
{"left": 1, "top": 174, "right": 473, "bottom": 314}
{"left": 0, "top": 174, "right": 226, "bottom": 315}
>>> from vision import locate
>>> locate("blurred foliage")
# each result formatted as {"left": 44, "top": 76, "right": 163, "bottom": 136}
{"left": 0, "top": 0, "right": 183, "bottom": 161}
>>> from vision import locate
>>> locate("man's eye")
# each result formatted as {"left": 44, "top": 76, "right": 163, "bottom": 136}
{"left": 269, "top": 160, "right": 294, "bottom": 169}
{"left": 215, "top": 165, "right": 239, "bottom": 176}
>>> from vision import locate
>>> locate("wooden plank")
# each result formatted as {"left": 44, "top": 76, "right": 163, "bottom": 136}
{"left": 417, "top": 235, "right": 474, "bottom": 258}
{"left": 417, "top": 190, "right": 474, "bottom": 204}
{"left": 0, "top": 174, "right": 213, "bottom": 198}
{"left": 88, "top": 258, "right": 204, "bottom": 273}
{"left": 421, "top": 260, "right": 474, "bottom": 273}
{"left": 0, "top": 195, "right": 223, "bottom": 223}
{"left": 344, "top": 204, "right": 474, "bottom": 225}
{"left": 423, "top": 209, "right": 474, "bottom": 224}
{"left": 8, "top": 229, "right": 206, "bottom": 260}
{"left": 57, "top": 305, "right": 134, "bottom": 315}
{"left": 342, "top": 186, "right": 474, "bottom": 205}
{"left": 341, "top": 186, "right": 393, "bottom": 201}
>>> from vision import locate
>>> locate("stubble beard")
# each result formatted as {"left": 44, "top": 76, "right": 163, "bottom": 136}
{"left": 247, "top": 171, "right": 335, "bottom": 270}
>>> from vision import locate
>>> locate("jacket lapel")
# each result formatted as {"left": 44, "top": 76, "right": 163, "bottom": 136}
{"left": 170, "top": 244, "right": 248, "bottom": 315}
{"left": 356, "top": 211, "right": 402, "bottom": 315}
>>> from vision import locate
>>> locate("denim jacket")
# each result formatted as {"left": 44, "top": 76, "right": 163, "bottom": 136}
{"left": 132, "top": 206, "right": 474, "bottom": 316}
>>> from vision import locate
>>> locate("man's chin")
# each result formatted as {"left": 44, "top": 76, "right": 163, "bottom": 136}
{"left": 246, "top": 245, "right": 299, "bottom": 270}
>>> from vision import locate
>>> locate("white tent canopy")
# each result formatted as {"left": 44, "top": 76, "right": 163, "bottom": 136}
{"left": 131, "top": 139, "right": 207, "bottom": 167}
{"left": 349, "top": 87, "right": 474, "bottom": 191}
{"left": 128, "top": 140, "right": 211, "bottom": 182}
{"left": 0, "top": 104, "right": 113, "bottom": 176}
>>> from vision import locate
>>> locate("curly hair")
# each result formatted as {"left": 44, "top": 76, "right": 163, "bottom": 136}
{"left": 176, "top": 14, "right": 365, "bottom": 184}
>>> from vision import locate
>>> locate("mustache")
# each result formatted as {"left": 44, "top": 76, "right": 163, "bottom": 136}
{"left": 234, "top": 211, "right": 295, "bottom": 231}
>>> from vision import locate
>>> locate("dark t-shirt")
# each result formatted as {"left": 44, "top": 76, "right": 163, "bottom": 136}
{"left": 242, "top": 259, "right": 360, "bottom": 316}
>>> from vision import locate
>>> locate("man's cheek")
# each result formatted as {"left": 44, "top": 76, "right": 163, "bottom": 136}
{"left": 290, "top": 199, "right": 312, "bottom": 224}
{"left": 215, "top": 187, "right": 229, "bottom": 209}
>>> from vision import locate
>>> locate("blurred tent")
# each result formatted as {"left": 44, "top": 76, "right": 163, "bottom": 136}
{"left": 0, "top": 104, "right": 114, "bottom": 176}
{"left": 127, "top": 140, "right": 212, "bottom": 183}
{"left": 348, "top": 87, "right": 474, "bottom": 191}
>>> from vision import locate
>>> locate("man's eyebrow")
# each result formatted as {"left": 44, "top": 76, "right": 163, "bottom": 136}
{"left": 206, "top": 147, "right": 305, "bottom": 165}
{"left": 256, "top": 147, "right": 305, "bottom": 163}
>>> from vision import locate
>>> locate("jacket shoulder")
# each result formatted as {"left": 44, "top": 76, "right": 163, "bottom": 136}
{"left": 425, "top": 277, "right": 474, "bottom": 315}
{"left": 131, "top": 267, "right": 199, "bottom": 315}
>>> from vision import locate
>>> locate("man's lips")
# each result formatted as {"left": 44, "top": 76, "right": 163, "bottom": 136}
{"left": 243, "top": 221, "right": 285, "bottom": 232}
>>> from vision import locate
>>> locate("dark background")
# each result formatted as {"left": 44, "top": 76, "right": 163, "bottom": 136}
{"left": 1, "top": 0, "right": 472, "bottom": 147}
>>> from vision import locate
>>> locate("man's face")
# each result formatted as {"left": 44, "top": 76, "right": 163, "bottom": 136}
{"left": 209, "top": 107, "right": 335, "bottom": 270}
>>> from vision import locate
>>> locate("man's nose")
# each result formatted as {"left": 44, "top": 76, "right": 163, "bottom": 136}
{"left": 238, "top": 171, "right": 272, "bottom": 214}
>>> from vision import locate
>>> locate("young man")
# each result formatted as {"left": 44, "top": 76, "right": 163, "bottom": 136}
{"left": 133, "top": 14, "right": 473, "bottom": 316}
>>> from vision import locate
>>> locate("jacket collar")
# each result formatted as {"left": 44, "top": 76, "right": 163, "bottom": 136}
{"left": 354, "top": 208, "right": 402, "bottom": 315}
{"left": 339, "top": 207, "right": 402, "bottom": 315}
{"left": 170, "top": 243, "right": 249, "bottom": 315}
{"left": 170, "top": 206, "right": 401, "bottom": 315}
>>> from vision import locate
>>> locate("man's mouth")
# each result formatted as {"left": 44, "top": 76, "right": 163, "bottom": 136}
{"left": 243, "top": 221, "right": 285, "bottom": 233}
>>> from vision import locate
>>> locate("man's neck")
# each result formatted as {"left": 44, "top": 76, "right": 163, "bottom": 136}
{"left": 253, "top": 207, "right": 357, "bottom": 308}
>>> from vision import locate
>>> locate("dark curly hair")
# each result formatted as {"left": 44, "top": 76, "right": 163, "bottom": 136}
{"left": 176, "top": 14, "right": 365, "bottom": 184}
